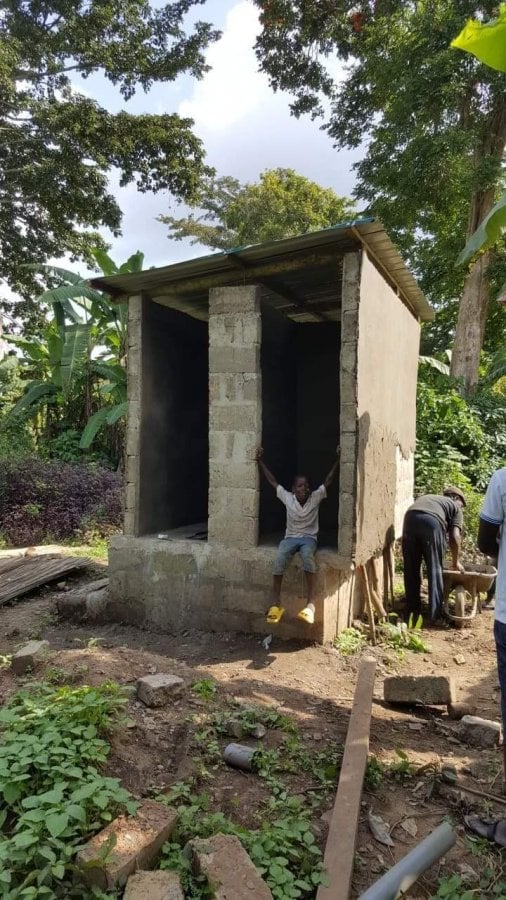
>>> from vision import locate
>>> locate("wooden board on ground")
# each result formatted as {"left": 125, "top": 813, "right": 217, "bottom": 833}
{"left": 316, "top": 657, "right": 377, "bottom": 900}
{"left": 0, "top": 555, "right": 91, "bottom": 606}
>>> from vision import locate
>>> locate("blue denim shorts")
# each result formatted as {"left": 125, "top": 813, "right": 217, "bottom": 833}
{"left": 494, "top": 619, "right": 506, "bottom": 730}
{"left": 273, "top": 537, "right": 317, "bottom": 576}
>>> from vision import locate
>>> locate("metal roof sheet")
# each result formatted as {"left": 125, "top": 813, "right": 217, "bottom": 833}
{"left": 91, "top": 218, "right": 433, "bottom": 322}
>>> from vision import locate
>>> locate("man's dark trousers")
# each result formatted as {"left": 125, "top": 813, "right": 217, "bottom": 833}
{"left": 402, "top": 511, "right": 446, "bottom": 621}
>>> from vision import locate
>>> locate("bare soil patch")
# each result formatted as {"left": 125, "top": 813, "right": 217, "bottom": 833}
{"left": 0, "top": 567, "right": 504, "bottom": 897}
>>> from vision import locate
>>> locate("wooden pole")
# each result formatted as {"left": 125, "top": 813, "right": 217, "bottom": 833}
{"left": 361, "top": 566, "right": 377, "bottom": 646}
{"left": 317, "top": 658, "right": 377, "bottom": 900}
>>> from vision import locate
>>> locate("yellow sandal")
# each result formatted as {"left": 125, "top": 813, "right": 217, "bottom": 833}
{"left": 297, "top": 606, "right": 315, "bottom": 625}
{"left": 266, "top": 605, "right": 285, "bottom": 624}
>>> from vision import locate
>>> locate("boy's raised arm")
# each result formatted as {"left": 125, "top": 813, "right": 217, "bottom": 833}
{"left": 255, "top": 447, "right": 279, "bottom": 490}
{"left": 324, "top": 446, "right": 341, "bottom": 489}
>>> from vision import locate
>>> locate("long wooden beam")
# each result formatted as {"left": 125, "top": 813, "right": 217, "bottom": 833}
{"left": 317, "top": 657, "right": 377, "bottom": 900}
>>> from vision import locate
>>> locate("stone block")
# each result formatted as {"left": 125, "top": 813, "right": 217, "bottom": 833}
{"left": 189, "top": 833, "right": 273, "bottom": 899}
{"left": 11, "top": 640, "right": 49, "bottom": 674}
{"left": 137, "top": 673, "right": 185, "bottom": 707}
{"left": 460, "top": 715, "right": 502, "bottom": 748}
{"left": 123, "top": 871, "right": 184, "bottom": 900}
{"left": 77, "top": 801, "right": 177, "bottom": 890}
{"left": 384, "top": 675, "right": 455, "bottom": 706}
{"left": 209, "top": 285, "right": 260, "bottom": 316}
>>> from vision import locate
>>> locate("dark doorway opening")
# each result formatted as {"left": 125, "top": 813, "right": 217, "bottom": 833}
{"left": 260, "top": 303, "right": 340, "bottom": 548}
{"left": 138, "top": 303, "right": 209, "bottom": 537}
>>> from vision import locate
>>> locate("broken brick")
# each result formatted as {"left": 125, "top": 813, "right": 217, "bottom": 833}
{"left": 189, "top": 833, "right": 273, "bottom": 899}
{"left": 123, "top": 870, "right": 184, "bottom": 900}
{"left": 77, "top": 800, "right": 177, "bottom": 889}
{"left": 11, "top": 640, "right": 49, "bottom": 675}
{"left": 460, "top": 715, "right": 502, "bottom": 748}
{"left": 137, "top": 673, "right": 185, "bottom": 707}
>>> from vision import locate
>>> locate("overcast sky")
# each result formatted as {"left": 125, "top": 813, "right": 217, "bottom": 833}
{"left": 70, "top": 0, "right": 360, "bottom": 271}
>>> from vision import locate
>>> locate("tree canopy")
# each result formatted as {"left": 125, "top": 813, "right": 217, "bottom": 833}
{"left": 161, "top": 167, "right": 356, "bottom": 249}
{"left": 0, "top": 0, "right": 219, "bottom": 323}
{"left": 254, "top": 1, "right": 506, "bottom": 390}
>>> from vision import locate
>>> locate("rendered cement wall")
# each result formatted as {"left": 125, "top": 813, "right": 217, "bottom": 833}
{"left": 355, "top": 251, "right": 420, "bottom": 564}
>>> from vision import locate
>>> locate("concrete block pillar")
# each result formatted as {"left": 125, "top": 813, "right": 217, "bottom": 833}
{"left": 338, "top": 252, "right": 361, "bottom": 561}
{"left": 208, "top": 285, "right": 262, "bottom": 548}
{"left": 124, "top": 295, "right": 144, "bottom": 536}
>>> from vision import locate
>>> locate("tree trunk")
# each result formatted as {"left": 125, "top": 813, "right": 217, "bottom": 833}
{"left": 450, "top": 97, "right": 506, "bottom": 394}
{"left": 450, "top": 251, "right": 490, "bottom": 393}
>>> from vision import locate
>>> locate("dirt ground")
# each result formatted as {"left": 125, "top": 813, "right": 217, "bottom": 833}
{"left": 1, "top": 563, "right": 505, "bottom": 898}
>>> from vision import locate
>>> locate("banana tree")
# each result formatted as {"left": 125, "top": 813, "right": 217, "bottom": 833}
{"left": 32, "top": 249, "right": 144, "bottom": 454}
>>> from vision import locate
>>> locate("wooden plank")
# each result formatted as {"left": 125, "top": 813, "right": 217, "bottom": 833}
{"left": 317, "top": 658, "right": 377, "bottom": 900}
{"left": 0, "top": 556, "right": 91, "bottom": 606}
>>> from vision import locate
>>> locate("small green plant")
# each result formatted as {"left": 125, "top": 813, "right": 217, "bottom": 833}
{"left": 431, "top": 874, "right": 474, "bottom": 899}
{"left": 45, "top": 666, "right": 72, "bottom": 685}
{"left": 0, "top": 654, "right": 11, "bottom": 670}
{"left": 334, "top": 627, "right": 367, "bottom": 656}
{"left": 378, "top": 614, "right": 431, "bottom": 655}
{"left": 191, "top": 679, "right": 217, "bottom": 701}
{"left": 364, "top": 756, "right": 384, "bottom": 790}
{"left": 388, "top": 749, "right": 416, "bottom": 781}
{"left": 0, "top": 681, "right": 136, "bottom": 896}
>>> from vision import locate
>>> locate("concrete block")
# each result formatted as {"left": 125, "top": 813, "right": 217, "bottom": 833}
{"left": 209, "top": 461, "right": 258, "bottom": 490}
{"left": 340, "top": 341, "right": 357, "bottom": 375}
{"left": 189, "top": 833, "right": 273, "bottom": 899}
{"left": 137, "top": 673, "right": 185, "bottom": 707}
{"left": 77, "top": 801, "right": 177, "bottom": 890}
{"left": 340, "top": 373, "right": 358, "bottom": 407}
{"left": 342, "top": 252, "right": 361, "bottom": 312}
{"left": 11, "top": 640, "right": 49, "bottom": 674}
{"left": 123, "top": 871, "right": 184, "bottom": 900}
{"left": 209, "top": 404, "right": 260, "bottom": 434}
{"left": 209, "top": 285, "right": 260, "bottom": 316}
{"left": 125, "top": 481, "right": 137, "bottom": 511}
{"left": 124, "top": 509, "right": 135, "bottom": 535}
{"left": 460, "top": 715, "right": 502, "bottom": 748}
{"left": 208, "top": 514, "right": 258, "bottom": 549}
{"left": 342, "top": 308, "right": 359, "bottom": 336}
{"left": 339, "top": 461, "right": 355, "bottom": 494}
{"left": 338, "top": 491, "right": 355, "bottom": 528}
{"left": 209, "top": 346, "right": 259, "bottom": 375}
{"left": 339, "top": 433, "right": 357, "bottom": 464}
{"left": 384, "top": 676, "right": 455, "bottom": 706}
{"left": 241, "top": 373, "right": 260, "bottom": 402}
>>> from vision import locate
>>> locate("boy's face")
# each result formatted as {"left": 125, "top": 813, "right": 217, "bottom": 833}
{"left": 293, "top": 477, "right": 310, "bottom": 504}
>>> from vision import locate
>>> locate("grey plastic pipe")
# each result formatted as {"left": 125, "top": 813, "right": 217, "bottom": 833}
{"left": 359, "top": 822, "right": 456, "bottom": 900}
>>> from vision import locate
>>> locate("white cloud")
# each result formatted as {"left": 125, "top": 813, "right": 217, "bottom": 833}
{"left": 179, "top": 1, "right": 269, "bottom": 132}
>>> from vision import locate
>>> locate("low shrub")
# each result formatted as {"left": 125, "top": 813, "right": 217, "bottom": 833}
{"left": 0, "top": 456, "right": 122, "bottom": 546}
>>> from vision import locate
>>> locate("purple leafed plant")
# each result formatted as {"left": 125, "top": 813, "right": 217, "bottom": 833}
{"left": 0, "top": 457, "right": 122, "bottom": 546}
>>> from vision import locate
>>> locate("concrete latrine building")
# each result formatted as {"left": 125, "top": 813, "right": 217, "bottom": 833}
{"left": 93, "top": 219, "right": 433, "bottom": 643}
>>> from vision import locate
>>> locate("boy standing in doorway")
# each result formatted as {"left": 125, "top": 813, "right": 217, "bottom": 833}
{"left": 255, "top": 447, "right": 340, "bottom": 625}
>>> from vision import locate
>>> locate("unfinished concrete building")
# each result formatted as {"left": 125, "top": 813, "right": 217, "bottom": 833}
{"left": 93, "top": 219, "right": 433, "bottom": 643}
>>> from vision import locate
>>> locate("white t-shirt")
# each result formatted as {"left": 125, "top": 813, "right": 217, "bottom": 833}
{"left": 480, "top": 468, "right": 506, "bottom": 624}
{"left": 276, "top": 484, "right": 327, "bottom": 539}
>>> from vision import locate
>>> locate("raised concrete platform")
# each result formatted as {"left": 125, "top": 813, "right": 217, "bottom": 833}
{"left": 107, "top": 535, "right": 358, "bottom": 643}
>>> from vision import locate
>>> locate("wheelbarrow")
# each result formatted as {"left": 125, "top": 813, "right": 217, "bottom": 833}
{"left": 443, "top": 563, "right": 497, "bottom": 627}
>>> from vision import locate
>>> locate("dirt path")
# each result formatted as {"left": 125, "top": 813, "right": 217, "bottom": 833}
{"left": 0, "top": 569, "right": 504, "bottom": 897}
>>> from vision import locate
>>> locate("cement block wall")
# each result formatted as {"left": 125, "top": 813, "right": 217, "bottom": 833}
{"left": 208, "top": 286, "right": 262, "bottom": 549}
{"left": 107, "top": 535, "right": 355, "bottom": 643}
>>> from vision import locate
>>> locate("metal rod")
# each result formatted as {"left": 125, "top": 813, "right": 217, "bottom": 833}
{"left": 358, "top": 822, "right": 456, "bottom": 900}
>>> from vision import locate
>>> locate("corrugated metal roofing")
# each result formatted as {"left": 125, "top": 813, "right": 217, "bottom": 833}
{"left": 91, "top": 218, "right": 433, "bottom": 322}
